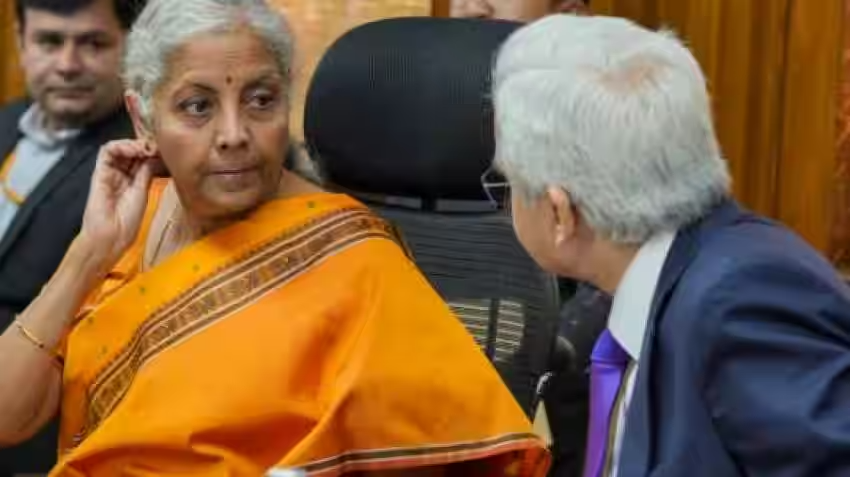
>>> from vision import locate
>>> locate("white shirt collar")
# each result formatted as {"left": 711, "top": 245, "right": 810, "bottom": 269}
{"left": 607, "top": 231, "right": 677, "bottom": 360}
{"left": 18, "top": 104, "right": 81, "bottom": 149}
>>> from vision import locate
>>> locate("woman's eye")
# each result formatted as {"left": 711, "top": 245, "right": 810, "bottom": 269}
{"left": 179, "top": 98, "right": 212, "bottom": 117}
{"left": 247, "top": 92, "right": 277, "bottom": 110}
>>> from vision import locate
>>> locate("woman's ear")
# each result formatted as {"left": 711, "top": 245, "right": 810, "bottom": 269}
{"left": 124, "top": 92, "right": 152, "bottom": 141}
{"left": 124, "top": 92, "right": 168, "bottom": 177}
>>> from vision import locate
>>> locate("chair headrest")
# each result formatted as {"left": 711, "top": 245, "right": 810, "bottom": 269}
{"left": 304, "top": 17, "right": 521, "bottom": 202}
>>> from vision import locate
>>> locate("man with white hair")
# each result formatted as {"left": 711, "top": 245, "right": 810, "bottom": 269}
{"left": 492, "top": 14, "right": 850, "bottom": 477}
{"left": 453, "top": 6, "right": 610, "bottom": 477}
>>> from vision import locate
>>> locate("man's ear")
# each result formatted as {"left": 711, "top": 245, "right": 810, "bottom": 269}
{"left": 124, "top": 92, "right": 152, "bottom": 140}
{"left": 546, "top": 185, "right": 578, "bottom": 247}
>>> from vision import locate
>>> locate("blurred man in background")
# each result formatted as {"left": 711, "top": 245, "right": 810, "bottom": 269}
{"left": 452, "top": 2, "right": 607, "bottom": 477}
{"left": 0, "top": 0, "right": 144, "bottom": 475}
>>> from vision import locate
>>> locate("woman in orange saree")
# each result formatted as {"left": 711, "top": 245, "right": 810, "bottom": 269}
{"left": 55, "top": 181, "right": 546, "bottom": 476}
{"left": 0, "top": 0, "right": 549, "bottom": 475}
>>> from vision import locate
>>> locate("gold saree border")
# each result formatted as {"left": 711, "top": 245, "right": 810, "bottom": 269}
{"left": 297, "top": 432, "right": 548, "bottom": 476}
{"left": 71, "top": 207, "right": 395, "bottom": 447}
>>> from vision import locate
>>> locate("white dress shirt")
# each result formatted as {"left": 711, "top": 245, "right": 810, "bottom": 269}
{"left": 607, "top": 231, "right": 676, "bottom": 477}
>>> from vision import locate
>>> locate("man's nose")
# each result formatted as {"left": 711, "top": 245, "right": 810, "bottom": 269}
{"left": 55, "top": 43, "right": 84, "bottom": 77}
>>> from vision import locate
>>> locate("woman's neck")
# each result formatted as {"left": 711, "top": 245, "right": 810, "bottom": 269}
{"left": 184, "top": 171, "right": 324, "bottom": 236}
{"left": 145, "top": 171, "right": 326, "bottom": 270}
{"left": 178, "top": 208, "right": 242, "bottom": 241}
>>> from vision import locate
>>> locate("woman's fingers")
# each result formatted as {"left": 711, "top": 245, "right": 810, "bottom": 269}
{"left": 131, "top": 159, "right": 155, "bottom": 192}
{"left": 98, "top": 140, "right": 159, "bottom": 178}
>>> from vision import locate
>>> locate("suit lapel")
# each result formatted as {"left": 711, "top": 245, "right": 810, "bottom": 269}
{"left": 0, "top": 107, "right": 132, "bottom": 262}
{"left": 617, "top": 201, "right": 744, "bottom": 476}
{"left": 0, "top": 102, "right": 29, "bottom": 263}
{"left": 0, "top": 132, "right": 21, "bottom": 162}
{"left": 0, "top": 142, "right": 96, "bottom": 262}
{"left": 616, "top": 230, "right": 697, "bottom": 476}
{"left": 0, "top": 101, "right": 27, "bottom": 162}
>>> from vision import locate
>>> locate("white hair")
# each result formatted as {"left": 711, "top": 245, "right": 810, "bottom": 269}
{"left": 493, "top": 15, "right": 731, "bottom": 244}
{"left": 124, "top": 0, "right": 294, "bottom": 125}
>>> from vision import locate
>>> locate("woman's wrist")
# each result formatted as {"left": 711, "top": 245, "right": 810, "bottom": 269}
{"left": 64, "top": 234, "right": 115, "bottom": 286}
{"left": 19, "top": 235, "right": 113, "bottom": 340}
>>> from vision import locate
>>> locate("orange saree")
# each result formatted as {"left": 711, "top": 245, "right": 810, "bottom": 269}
{"left": 51, "top": 182, "right": 549, "bottom": 476}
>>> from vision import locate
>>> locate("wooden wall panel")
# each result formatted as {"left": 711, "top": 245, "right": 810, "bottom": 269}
{"left": 778, "top": 0, "right": 844, "bottom": 258}
{"left": 834, "top": 0, "right": 850, "bottom": 268}
{"left": 713, "top": 0, "right": 790, "bottom": 217}
{"left": 433, "top": 0, "right": 450, "bottom": 17}
{"left": 0, "top": 3, "right": 23, "bottom": 105}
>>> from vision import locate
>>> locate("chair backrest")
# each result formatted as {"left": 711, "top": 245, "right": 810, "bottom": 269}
{"left": 304, "top": 17, "right": 563, "bottom": 415}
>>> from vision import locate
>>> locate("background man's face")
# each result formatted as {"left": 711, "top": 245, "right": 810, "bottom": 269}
{"left": 450, "top": 0, "right": 588, "bottom": 21}
{"left": 17, "top": 0, "right": 126, "bottom": 129}
{"left": 450, "top": 0, "right": 551, "bottom": 21}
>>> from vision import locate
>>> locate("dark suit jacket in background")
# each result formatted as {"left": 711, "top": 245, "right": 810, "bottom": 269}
{"left": 618, "top": 200, "right": 850, "bottom": 477}
{"left": 0, "top": 99, "right": 133, "bottom": 475}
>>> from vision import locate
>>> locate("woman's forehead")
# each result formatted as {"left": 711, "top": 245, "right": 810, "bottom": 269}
{"left": 163, "top": 29, "right": 281, "bottom": 88}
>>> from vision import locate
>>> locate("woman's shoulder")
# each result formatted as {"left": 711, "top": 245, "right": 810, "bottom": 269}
{"left": 273, "top": 192, "right": 411, "bottom": 271}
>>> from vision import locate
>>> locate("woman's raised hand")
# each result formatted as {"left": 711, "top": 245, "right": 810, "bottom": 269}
{"left": 79, "top": 139, "right": 159, "bottom": 271}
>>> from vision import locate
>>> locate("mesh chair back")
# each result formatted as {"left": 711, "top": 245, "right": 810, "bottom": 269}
{"left": 304, "top": 17, "right": 564, "bottom": 415}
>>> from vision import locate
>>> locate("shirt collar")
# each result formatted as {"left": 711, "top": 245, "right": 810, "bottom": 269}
{"left": 607, "top": 230, "right": 677, "bottom": 360}
{"left": 18, "top": 104, "right": 82, "bottom": 149}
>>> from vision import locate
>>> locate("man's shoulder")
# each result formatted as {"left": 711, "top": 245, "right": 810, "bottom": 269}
{"left": 689, "top": 213, "right": 837, "bottom": 288}
{"left": 78, "top": 105, "right": 134, "bottom": 144}
{"left": 664, "top": 213, "right": 849, "bottom": 335}
{"left": 0, "top": 98, "right": 29, "bottom": 123}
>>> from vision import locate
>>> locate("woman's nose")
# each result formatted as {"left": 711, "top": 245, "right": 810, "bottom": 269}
{"left": 215, "top": 107, "right": 249, "bottom": 151}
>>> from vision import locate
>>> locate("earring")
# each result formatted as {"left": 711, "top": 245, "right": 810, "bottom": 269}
{"left": 142, "top": 141, "right": 157, "bottom": 156}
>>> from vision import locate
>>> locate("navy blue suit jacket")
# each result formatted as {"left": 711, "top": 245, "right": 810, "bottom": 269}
{"left": 617, "top": 200, "right": 850, "bottom": 477}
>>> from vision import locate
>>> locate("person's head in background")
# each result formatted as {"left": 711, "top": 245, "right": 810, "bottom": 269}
{"left": 450, "top": 0, "right": 589, "bottom": 21}
{"left": 15, "top": 0, "right": 145, "bottom": 131}
{"left": 492, "top": 15, "right": 730, "bottom": 291}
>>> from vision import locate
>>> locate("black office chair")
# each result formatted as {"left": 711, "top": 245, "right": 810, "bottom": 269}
{"left": 304, "top": 17, "right": 564, "bottom": 416}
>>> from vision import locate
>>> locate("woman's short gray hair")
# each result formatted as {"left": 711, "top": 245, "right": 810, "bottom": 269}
{"left": 124, "top": 0, "right": 294, "bottom": 125}
{"left": 493, "top": 15, "right": 731, "bottom": 244}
